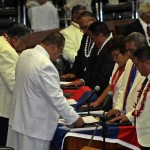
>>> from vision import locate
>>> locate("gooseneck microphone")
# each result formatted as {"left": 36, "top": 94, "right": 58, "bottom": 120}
{"left": 83, "top": 85, "right": 100, "bottom": 105}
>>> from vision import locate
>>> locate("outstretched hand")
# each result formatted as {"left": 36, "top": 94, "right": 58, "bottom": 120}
{"left": 66, "top": 79, "right": 84, "bottom": 87}
{"left": 60, "top": 73, "right": 76, "bottom": 79}
{"left": 106, "top": 109, "right": 121, "bottom": 117}
{"left": 108, "top": 115, "right": 129, "bottom": 123}
{"left": 74, "top": 116, "right": 85, "bottom": 127}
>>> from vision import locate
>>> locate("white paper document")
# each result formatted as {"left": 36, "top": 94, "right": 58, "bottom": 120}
{"left": 78, "top": 110, "right": 104, "bottom": 115}
{"left": 82, "top": 116, "right": 99, "bottom": 124}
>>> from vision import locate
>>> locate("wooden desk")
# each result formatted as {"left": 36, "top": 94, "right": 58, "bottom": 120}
{"left": 51, "top": 87, "right": 140, "bottom": 150}
{"left": 50, "top": 136, "right": 130, "bottom": 150}
{"left": 51, "top": 124, "right": 140, "bottom": 150}
{"left": 63, "top": 136, "right": 130, "bottom": 150}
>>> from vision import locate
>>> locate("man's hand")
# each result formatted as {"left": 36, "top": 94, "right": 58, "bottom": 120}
{"left": 67, "top": 79, "right": 84, "bottom": 86}
{"left": 82, "top": 101, "right": 100, "bottom": 108}
{"left": 109, "top": 115, "right": 129, "bottom": 123}
{"left": 60, "top": 73, "right": 76, "bottom": 79}
{"left": 74, "top": 116, "right": 85, "bottom": 127}
{"left": 106, "top": 109, "right": 121, "bottom": 117}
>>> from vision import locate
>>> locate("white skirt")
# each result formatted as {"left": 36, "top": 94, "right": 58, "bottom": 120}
{"left": 7, "top": 126, "right": 51, "bottom": 150}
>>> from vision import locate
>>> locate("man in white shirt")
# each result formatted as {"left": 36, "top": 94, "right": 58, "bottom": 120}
{"left": 116, "top": 1, "right": 150, "bottom": 46}
{"left": 0, "top": 23, "right": 31, "bottom": 146}
{"left": 106, "top": 32, "right": 147, "bottom": 122}
{"left": 7, "top": 32, "right": 84, "bottom": 150}
{"left": 60, "top": 5, "right": 86, "bottom": 71}
{"left": 64, "top": 0, "right": 92, "bottom": 13}
{"left": 28, "top": 0, "right": 59, "bottom": 31}
{"left": 133, "top": 46, "right": 150, "bottom": 149}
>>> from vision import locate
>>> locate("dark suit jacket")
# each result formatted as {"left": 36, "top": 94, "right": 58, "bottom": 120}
{"left": 72, "top": 34, "right": 99, "bottom": 79}
{"left": 84, "top": 40, "right": 115, "bottom": 95}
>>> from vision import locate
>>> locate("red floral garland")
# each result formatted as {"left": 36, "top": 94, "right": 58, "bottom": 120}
{"left": 3, "top": 33, "right": 13, "bottom": 47}
{"left": 132, "top": 81, "right": 150, "bottom": 118}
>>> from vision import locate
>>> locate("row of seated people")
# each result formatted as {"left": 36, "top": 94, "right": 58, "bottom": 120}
{"left": 58, "top": 1, "right": 150, "bottom": 149}
{"left": 57, "top": 1, "right": 150, "bottom": 75}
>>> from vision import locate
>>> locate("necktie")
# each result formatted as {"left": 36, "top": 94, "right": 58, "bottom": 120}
{"left": 147, "top": 26, "right": 150, "bottom": 37}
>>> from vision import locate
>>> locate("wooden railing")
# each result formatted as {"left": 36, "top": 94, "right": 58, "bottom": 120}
{"left": 26, "top": 28, "right": 62, "bottom": 48}
{"left": 26, "top": 18, "right": 134, "bottom": 49}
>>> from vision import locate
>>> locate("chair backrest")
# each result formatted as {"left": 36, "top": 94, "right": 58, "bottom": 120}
{"left": 115, "top": 23, "right": 130, "bottom": 35}
{"left": 0, "top": 147, "right": 15, "bottom": 150}
{"left": 105, "top": 18, "right": 134, "bottom": 35}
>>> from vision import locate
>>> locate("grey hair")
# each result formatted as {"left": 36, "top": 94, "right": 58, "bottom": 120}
{"left": 138, "top": 2, "right": 150, "bottom": 16}
{"left": 126, "top": 32, "right": 148, "bottom": 48}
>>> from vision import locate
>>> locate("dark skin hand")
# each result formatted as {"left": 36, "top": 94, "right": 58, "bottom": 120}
{"left": 66, "top": 79, "right": 84, "bottom": 87}
{"left": 60, "top": 73, "right": 76, "bottom": 79}
{"left": 105, "top": 109, "right": 121, "bottom": 117}
{"left": 108, "top": 115, "right": 129, "bottom": 123}
{"left": 74, "top": 116, "right": 85, "bottom": 127}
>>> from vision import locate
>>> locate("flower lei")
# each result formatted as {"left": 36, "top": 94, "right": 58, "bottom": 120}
{"left": 84, "top": 36, "right": 95, "bottom": 58}
{"left": 97, "top": 32, "right": 113, "bottom": 55}
{"left": 132, "top": 81, "right": 150, "bottom": 118}
{"left": 3, "top": 32, "right": 13, "bottom": 47}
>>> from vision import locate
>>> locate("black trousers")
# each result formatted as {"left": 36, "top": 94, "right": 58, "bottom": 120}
{"left": 0, "top": 116, "right": 8, "bottom": 146}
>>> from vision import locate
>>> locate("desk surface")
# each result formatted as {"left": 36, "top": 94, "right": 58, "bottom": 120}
{"left": 51, "top": 87, "right": 140, "bottom": 150}
{"left": 52, "top": 124, "right": 141, "bottom": 150}
{"left": 63, "top": 136, "right": 129, "bottom": 150}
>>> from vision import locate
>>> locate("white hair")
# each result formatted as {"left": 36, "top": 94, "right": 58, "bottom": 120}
{"left": 138, "top": 1, "right": 150, "bottom": 16}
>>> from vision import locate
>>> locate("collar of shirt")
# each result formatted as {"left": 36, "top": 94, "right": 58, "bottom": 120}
{"left": 35, "top": 45, "right": 50, "bottom": 59}
{"left": 71, "top": 21, "right": 80, "bottom": 29}
{"left": 139, "top": 17, "right": 148, "bottom": 32}
{"left": 148, "top": 74, "right": 150, "bottom": 81}
{"left": 139, "top": 17, "right": 150, "bottom": 45}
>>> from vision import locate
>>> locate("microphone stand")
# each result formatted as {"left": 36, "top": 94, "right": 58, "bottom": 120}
{"left": 99, "top": 109, "right": 108, "bottom": 150}
{"left": 87, "top": 100, "right": 91, "bottom": 116}
{"left": 87, "top": 110, "right": 107, "bottom": 150}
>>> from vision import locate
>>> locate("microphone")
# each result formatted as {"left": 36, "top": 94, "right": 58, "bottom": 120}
{"left": 60, "top": 84, "right": 79, "bottom": 90}
{"left": 101, "top": 91, "right": 113, "bottom": 111}
{"left": 83, "top": 85, "right": 100, "bottom": 104}
{"left": 55, "top": 58, "right": 61, "bottom": 64}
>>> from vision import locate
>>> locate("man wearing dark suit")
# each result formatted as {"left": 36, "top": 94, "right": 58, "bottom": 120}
{"left": 68, "top": 21, "right": 115, "bottom": 95}
{"left": 86, "top": 21, "right": 115, "bottom": 94}
{"left": 116, "top": 1, "right": 150, "bottom": 46}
